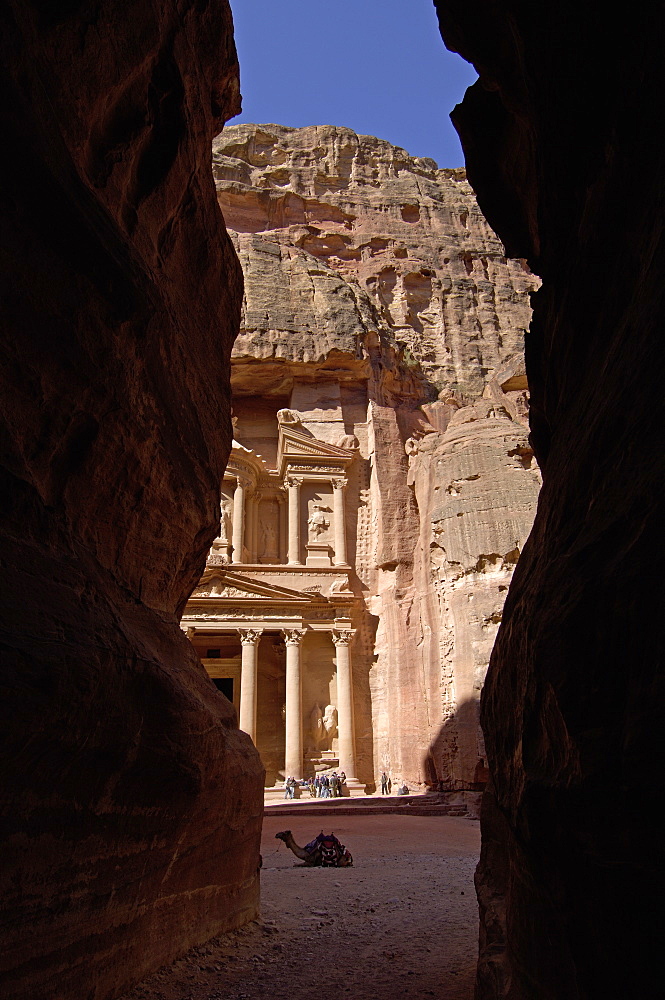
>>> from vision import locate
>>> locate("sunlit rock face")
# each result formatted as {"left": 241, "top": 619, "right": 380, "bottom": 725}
{"left": 435, "top": 2, "right": 665, "bottom": 997}
{"left": 216, "top": 123, "right": 534, "bottom": 400}
{"left": 0, "top": 4, "right": 263, "bottom": 999}
{"left": 210, "top": 124, "right": 540, "bottom": 794}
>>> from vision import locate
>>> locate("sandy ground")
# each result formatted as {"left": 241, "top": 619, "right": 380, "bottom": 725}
{"left": 121, "top": 813, "right": 480, "bottom": 1000}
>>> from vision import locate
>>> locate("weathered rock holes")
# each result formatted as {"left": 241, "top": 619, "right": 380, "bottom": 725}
{"left": 461, "top": 253, "right": 474, "bottom": 276}
{"left": 401, "top": 204, "right": 420, "bottom": 223}
{"left": 507, "top": 445, "right": 535, "bottom": 469}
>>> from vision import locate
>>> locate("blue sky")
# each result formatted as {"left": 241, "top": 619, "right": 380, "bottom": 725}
{"left": 228, "top": 0, "right": 477, "bottom": 168}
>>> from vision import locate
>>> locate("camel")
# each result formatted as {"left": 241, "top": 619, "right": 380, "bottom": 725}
{"left": 275, "top": 830, "right": 353, "bottom": 867}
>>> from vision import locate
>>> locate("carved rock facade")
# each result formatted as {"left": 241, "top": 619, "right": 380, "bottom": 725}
{"left": 184, "top": 125, "right": 541, "bottom": 794}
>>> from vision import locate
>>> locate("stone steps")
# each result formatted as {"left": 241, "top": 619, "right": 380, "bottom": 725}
{"left": 264, "top": 791, "right": 481, "bottom": 819}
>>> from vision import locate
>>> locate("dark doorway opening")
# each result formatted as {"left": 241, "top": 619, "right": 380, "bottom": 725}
{"left": 213, "top": 677, "right": 234, "bottom": 701}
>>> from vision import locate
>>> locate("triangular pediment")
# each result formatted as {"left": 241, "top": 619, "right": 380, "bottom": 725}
{"left": 191, "top": 569, "right": 328, "bottom": 603}
{"left": 277, "top": 425, "right": 354, "bottom": 475}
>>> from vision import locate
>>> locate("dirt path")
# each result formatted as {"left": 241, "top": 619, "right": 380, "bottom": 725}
{"left": 122, "top": 814, "right": 480, "bottom": 1000}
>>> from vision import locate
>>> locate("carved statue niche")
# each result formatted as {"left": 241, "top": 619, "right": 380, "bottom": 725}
{"left": 307, "top": 501, "right": 330, "bottom": 541}
{"left": 335, "top": 432, "right": 359, "bottom": 451}
{"left": 328, "top": 574, "right": 352, "bottom": 595}
{"left": 309, "top": 702, "right": 337, "bottom": 751}
{"left": 207, "top": 495, "right": 233, "bottom": 565}
{"left": 323, "top": 704, "right": 338, "bottom": 743}
{"left": 219, "top": 496, "right": 233, "bottom": 542}
{"left": 259, "top": 500, "right": 279, "bottom": 563}
{"left": 310, "top": 702, "right": 325, "bottom": 749}
{"left": 277, "top": 408, "right": 301, "bottom": 425}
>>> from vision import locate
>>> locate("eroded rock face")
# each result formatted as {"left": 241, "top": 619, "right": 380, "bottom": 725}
{"left": 212, "top": 124, "right": 540, "bottom": 792}
{"left": 216, "top": 124, "right": 533, "bottom": 401}
{"left": 0, "top": 4, "right": 262, "bottom": 999}
{"left": 434, "top": 2, "right": 665, "bottom": 997}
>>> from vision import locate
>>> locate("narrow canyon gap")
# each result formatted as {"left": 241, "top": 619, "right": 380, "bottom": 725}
{"left": 0, "top": 3, "right": 263, "bottom": 999}
{"left": 434, "top": 2, "right": 665, "bottom": 998}
{"left": 3, "top": 2, "right": 663, "bottom": 1000}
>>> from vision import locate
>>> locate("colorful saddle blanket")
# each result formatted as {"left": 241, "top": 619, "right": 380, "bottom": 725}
{"left": 304, "top": 831, "right": 353, "bottom": 867}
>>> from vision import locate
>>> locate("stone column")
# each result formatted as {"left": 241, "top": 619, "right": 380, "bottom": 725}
{"left": 332, "top": 629, "right": 357, "bottom": 779}
{"left": 238, "top": 628, "right": 263, "bottom": 742}
{"left": 279, "top": 492, "right": 288, "bottom": 563}
{"left": 332, "top": 478, "right": 348, "bottom": 566}
{"left": 244, "top": 492, "right": 253, "bottom": 563}
{"left": 231, "top": 476, "right": 247, "bottom": 563}
{"left": 248, "top": 491, "right": 260, "bottom": 564}
{"left": 286, "top": 476, "right": 302, "bottom": 565}
{"left": 282, "top": 628, "right": 307, "bottom": 778}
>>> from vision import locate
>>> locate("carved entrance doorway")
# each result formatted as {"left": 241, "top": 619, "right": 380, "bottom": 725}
{"left": 202, "top": 656, "right": 241, "bottom": 715}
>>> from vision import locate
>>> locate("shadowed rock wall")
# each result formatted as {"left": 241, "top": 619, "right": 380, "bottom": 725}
{"left": 0, "top": 4, "right": 263, "bottom": 999}
{"left": 434, "top": 2, "right": 665, "bottom": 997}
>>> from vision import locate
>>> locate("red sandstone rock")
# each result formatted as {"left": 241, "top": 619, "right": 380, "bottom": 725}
{"left": 435, "top": 2, "right": 665, "bottom": 996}
{"left": 204, "top": 125, "right": 540, "bottom": 793}
{"left": 0, "top": 4, "right": 262, "bottom": 999}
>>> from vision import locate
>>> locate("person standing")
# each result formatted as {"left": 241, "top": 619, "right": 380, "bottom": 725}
{"left": 381, "top": 771, "right": 389, "bottom": 795}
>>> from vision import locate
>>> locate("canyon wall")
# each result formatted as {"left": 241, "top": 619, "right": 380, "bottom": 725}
{"left": 434, "top": 2, "right": 665, "bottom": 997}
{"left": 213, "top": 124, "right": 541, "bottom": 791}
{"left": 0, "top": 4, "right": 263, "bottom": 999}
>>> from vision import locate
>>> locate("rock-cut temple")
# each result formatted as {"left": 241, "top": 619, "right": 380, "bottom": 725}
{"left": 182, "top": 408, "right": 366, "bottom": 794}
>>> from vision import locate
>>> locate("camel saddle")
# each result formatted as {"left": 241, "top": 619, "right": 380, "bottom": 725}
{"left": 305, "top": 832, "right": 353, "bottom": 867}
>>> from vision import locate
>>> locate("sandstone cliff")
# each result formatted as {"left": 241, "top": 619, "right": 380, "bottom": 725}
{"left": 214, "top": 124, "right": 541, "bottom": 792}
{"left": 434, "top": 2, "right": 665, "bottom": 997}
{"left": 0, "top": 4, "right": 262, "bottom": 999}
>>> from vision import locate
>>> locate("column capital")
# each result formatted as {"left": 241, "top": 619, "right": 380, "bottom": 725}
{"left": 234, "top": 474, "right": 252, "bottom": 491}
{"left": 238, "top": 627, "right": 263, "bottom": 646}
{"left": 332, "top": 628, "right": 355, "bottom": 647}
{"left": 282, "top": 627, "right": 307, "bottom": 646}
{"left": 331, "top": 477, "right": 347, "bottom": 491}
{"left": 285, "top": 474, "right": 304, "bottom": 489}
